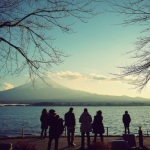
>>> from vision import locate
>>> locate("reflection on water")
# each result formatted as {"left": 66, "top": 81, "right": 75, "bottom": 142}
{"left": 0, "top": 106, "right": 150, "bottom": 137}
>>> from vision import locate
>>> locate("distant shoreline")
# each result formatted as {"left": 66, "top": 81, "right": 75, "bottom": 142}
{"left": 1, "top": 101, "right": 150, "bottom": 106}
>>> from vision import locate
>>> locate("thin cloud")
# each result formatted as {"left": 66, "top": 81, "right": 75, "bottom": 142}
{"left": 47, "top": 71, "right": 134, "bottom": 82}
{"left": 89, "top": 73, "right": 117, "bottom": 81}
{"left": 90, "top": 73, "right": 134, "bottom": 83}
{"left": 56, "top": 71, "right": 87, "bottom": 80}
{"left": 90, "top": 74, "right": 107, "bottom": 80}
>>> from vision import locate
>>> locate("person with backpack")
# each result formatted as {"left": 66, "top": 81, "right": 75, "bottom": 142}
{"left": 64, "top": 107, "right": 76, "bottom": 147}
{"left": 47, "top": 109, "right": 64, "bottom": 150}
{"left": 79, "top": 108, "right": 92, "bottom": 149}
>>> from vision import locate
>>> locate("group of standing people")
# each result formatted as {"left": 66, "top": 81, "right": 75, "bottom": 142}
{"left": 40, "top": 107, "right": 131, "bottom": 150}
{"left": 40, "top": 107, "right": 105, "bottom": 150}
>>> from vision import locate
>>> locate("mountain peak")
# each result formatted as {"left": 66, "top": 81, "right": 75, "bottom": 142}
{"left": 18, "top": 77, "right": 66, "bottom": 90}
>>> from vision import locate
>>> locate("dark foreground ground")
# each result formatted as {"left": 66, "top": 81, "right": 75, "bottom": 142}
{"left": 0, "top": 136, "right": 150, "bottom": 150}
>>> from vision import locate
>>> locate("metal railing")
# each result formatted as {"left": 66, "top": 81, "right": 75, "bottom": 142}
{"left": 1, "top": 126, "right": 149, "bottom": 139}
{"left": 63, "top": 126, "right": 150, "bottom": 137}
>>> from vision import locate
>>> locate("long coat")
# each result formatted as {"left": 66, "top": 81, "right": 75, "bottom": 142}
{"left": 64, "top": 111, "right": 76, "bottom": 127}
{"left": 40, "top": 113, "right": 48, "bottom": 129}
{"left": 49, "top": 115, "right": 63, "bottom": 138}
{"left": 79, "top": 112, "right": 92, "bottom": 132}
{"left": 123, "top": 114, "right": 131, "bottom": 127}
{"left": 92, "top": 114, "right": 104, "bottom": 134}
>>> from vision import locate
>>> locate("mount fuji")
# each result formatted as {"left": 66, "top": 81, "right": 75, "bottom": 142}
{"left": 0, "top": 78, "right": 149, "bottom": 104}
{"left": 0, "top": 78, "right": 99, "bottom": 103}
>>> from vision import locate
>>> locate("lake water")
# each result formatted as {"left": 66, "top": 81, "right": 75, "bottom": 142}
{"left": 0, "top": 106, "right": 150, "bottom": 137}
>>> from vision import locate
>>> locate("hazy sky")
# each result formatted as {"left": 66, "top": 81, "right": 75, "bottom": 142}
{"left": 1, "top": 2, "right": 150, "bottom": 99}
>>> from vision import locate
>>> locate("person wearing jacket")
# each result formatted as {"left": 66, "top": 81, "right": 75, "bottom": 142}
{"left": 79, "top": 108, "right": 92, "bottom": 149}
{"left": 40, "top": 108, "right": 48, "bottom": 139}
{"left": 64, "top": 107, "right": 76, "bottom": 147}
{"left": 122, "top": 111, "right": 131, "bottom": 134}
{"left": 92, "top": 110, "right": 104, "bottom": 142}
{"left": 47, "top": 109, "right": 63, "bottom": 150}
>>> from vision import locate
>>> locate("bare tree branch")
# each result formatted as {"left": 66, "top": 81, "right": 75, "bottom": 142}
{"left": 107, "top": 0, "right": 150, "bottom": 91}
{"left": 0, "top": 0, "right": 102, "bottom": 83}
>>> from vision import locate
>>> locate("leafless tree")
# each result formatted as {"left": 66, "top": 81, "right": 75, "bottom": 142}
{"left": 107, "top": 0, "right": 150, "bottom": 92}
{"left": 0, "top": 0, "right": 102, "bottom": 83}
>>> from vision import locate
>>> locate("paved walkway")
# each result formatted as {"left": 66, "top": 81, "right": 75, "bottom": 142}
{"left": 0, "top": 136, "right": 150, "bottom": 150}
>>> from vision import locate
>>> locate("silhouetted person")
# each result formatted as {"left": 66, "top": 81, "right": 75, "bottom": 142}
{"left": 47, "top": 109, "right": 63, "bottom": 150}
{"left": 122, "top": 111, "right": 131, "bottom": 134}
{"left": 64, "top": 107, "right": 76, "bottom": 147}
{"left": 79, "top": 108, "right": 92, "bottom": 149}
{"left": 92, "top": 110, "right": 104, "bottom": 142}
{"left": 40, "top": 108, "right": 48, "bottom": 139}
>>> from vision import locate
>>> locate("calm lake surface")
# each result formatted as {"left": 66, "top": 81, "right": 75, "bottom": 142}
{"left": 0, "top": 106, "right": 150, "bottom": 137}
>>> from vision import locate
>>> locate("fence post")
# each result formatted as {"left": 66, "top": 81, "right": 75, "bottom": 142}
{"left": 22, "top": 127, "right": 24, "bottom": 138}
{"left": 64, "top": 126, "right": 66, "bottom": 136}
{"left": 107, "top": 127, "right": 108, "bottom": 136}
{"left": 139, "top": 126, "right": 143, "bottom": 147}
